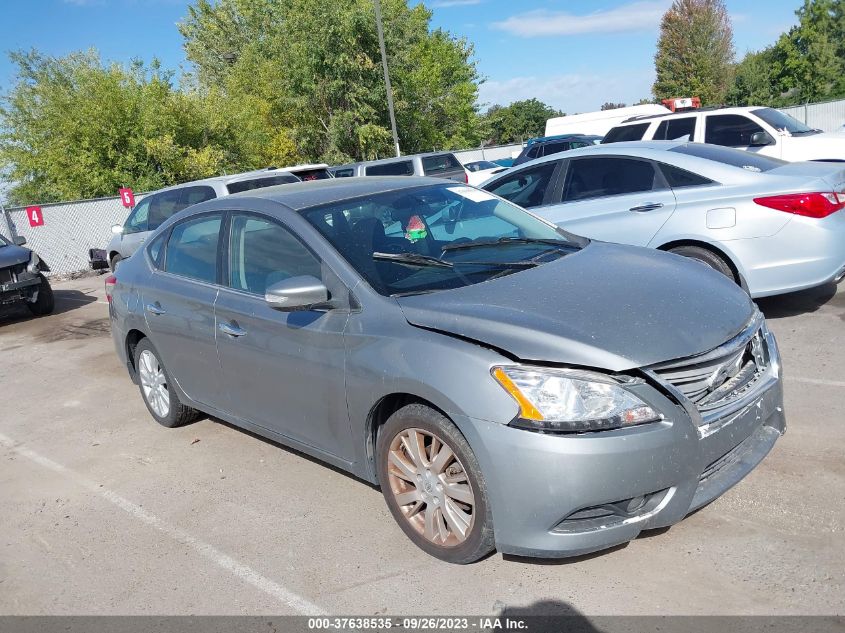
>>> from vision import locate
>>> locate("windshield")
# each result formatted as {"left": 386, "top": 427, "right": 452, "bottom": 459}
{"left": 302, "top": 184, "right": 585, "bottom": 296}
{"left": 669, "top": 143, "right": 787, "bottom": 172}
{"left": 753, "top": 108, "right": 817, "bottom": 135}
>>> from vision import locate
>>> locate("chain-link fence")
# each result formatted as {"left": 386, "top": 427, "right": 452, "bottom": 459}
{"left": 780, "top": 98, "right": 845, "bottom": 133}
{"left": 2, "top": 194, "right": 144, "bottom": 277}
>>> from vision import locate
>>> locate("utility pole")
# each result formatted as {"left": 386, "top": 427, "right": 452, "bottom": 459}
{"left": 374, "top": 0, "right": 401, "bottom": 157}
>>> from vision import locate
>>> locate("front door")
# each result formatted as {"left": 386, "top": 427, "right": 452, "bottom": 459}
{"left": 142, "top": 212, "right": 224, "bottom": 409}
{"left": 214, "top": 212, "right": 352, "bottom": 459}
{"left": 538, "top": 156, "right": 677, "bottom": 246}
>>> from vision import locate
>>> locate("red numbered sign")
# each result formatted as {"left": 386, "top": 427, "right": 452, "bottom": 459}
{"left": 119, "top": 188, "right": 135, "bottom": 208}
{"left": 26, "top": 206, "right": 44, "bottom": 227}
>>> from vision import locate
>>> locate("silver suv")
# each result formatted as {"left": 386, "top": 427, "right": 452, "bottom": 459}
{"left": 105, "top": 165, "right": 331, "bottom": 270}
{"left": 331, "top": 152, "right": 468, "bottom": 182}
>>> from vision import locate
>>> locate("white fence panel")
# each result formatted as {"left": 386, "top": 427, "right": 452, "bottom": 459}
{"left": 3, "top": 195, "right": 140, "bottom": 277}
{"left": 779, "top": 99, "right": 845, "bottom": 132}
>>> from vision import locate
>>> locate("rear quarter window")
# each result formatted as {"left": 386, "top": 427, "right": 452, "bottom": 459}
{"left": 602, "top": 123, "right": 650, "bottom": 144}
{"left": 658, "top": 163, "right": 714, "bottom": 188}
{"left": 422, "top": 154, "right": 463, "bottom": 175}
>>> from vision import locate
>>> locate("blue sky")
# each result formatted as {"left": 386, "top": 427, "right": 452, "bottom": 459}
{"left": 0, "top": 0, "right": 803, "bottom": 114}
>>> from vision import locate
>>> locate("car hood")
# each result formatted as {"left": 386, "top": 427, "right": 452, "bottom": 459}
{"left": 396, "top": 242, "right": 755, "bottom": 371}
{"left": 0, "top": 244, "right": 32, "bottom": 268}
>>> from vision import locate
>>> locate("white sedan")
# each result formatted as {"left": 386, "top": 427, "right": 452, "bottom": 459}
{"left": 462, "top": 160, "right": 507, "bottom": 186}
{"left": 481, "top": 140, "right": 845, "bottom": 298}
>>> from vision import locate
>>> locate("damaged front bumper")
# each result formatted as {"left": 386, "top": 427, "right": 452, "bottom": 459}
{"left": 0, "top": 271, "right": 41, "bottom": 305}
{"left": 457, "top": 324, "right": 785, "bottom": 559}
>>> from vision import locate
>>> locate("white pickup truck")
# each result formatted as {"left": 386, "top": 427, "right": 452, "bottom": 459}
{"left": 603, "top": 106, "right": 845, "bottom": 162}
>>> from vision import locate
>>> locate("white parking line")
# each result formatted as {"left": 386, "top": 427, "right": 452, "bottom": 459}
{"left": 785, "top": 376, "right": 845, "bottom": 388}
{"left": 0, "top": 431, "right": 326, "bottom": 616}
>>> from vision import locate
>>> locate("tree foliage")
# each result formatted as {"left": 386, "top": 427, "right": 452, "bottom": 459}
{"left": 481, "top": 99, "right": 562, "bottom": 144}
{"left": 179, "top": 0, "right": 484, "bottom": 162}
{"left": 729, "top": 0, "right": 845, "bottom": 107}
{"left": 0, "top": 50, "right": 242, "bottom": 205}
{"left": 653, "top": 0, "right": 735, "bottom": 104}
{"left": 600, "top": 102, "right": 627, "bottom": 111}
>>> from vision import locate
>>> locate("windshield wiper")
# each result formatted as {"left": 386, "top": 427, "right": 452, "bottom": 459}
{"left": 373, "top": 252, "right": 453, "bottom": 268}
{"left": 441, "top": 237, "right": 575, "bottom": 252}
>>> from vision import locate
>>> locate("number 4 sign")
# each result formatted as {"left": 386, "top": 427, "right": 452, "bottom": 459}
{"left": 26, "top": 206, "right": 44, "bottom": 227}
{"left": 119, "top": 187, "right": 135, "bottom": 208}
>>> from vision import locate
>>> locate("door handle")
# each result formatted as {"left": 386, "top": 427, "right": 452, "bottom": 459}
{"left": 145, "top": 302, "right": 166, "bottom": 316}
{"left": 629, "top": 202, "right": 664, "bottom": 213}
{"left": 218, "top": 321, "right": 247, "bottom": 338}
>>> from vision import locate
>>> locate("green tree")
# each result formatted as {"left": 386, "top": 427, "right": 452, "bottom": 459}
{"left": 601, "top": 102, "right": 627, "bottom": 110}
{"left": 482, "top": 99, "right": 562, "bottom": 144}
{"left": 0, "top": 50, "right": 241, "bottom": 205}
{"left": 179, "top": 0, "right": 484, "bottom": 162}
{"left": 653, "top": 0, "right": 735, "bottom": 104}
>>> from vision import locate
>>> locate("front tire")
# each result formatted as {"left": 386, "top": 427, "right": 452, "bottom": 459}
{"left": 376, "top": 404, "right": 495, "bottom": 564}
{"left": 27, "top": 274, "right": 54, "bottom": 316}
{"left": 669, "top": 245, "right": 735, "bottom": 281}
{"left": 110, "top": 254, "right": 123, "bottom": 272}
{"left": 134, "top": 338, "right": 198, "bottom": 428}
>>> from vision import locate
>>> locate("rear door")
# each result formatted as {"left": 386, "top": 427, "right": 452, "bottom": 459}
{"left": 214, "top": 211, "right": 353, "bottom": 459}
{"left": 142, "top": 212, "right": 224, "bottom": 409}
{"left": 537, "top": 156, "right": 677, "bottom": 246}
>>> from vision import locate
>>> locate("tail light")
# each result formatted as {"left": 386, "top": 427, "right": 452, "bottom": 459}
{"left": 464, "top": 170, "right": 469, "bottom": 184}
{"left": 104, "top": 274, "right": 117, "bottom": 303}
{"left": 753, "top": 192, "right": 845, "bottom": 218}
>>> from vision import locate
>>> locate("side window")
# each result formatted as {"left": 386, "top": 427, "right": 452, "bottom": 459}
{"left": 659, "top": 163, "right": 714, "bottom": 188}
{"left": 165, "top": 214, "right": 222, "bottom": 283}
{"left": 123, "top": 196, "right": 152, "bottom": 234}
{"left": 226, "top": 175, "right": 298, "bottom": 194}
{"left": 704, "top": 114, "right": 765, "bottom": 147}
{"left": 366, "top": 161, "right": 414, "bottom": 176}
{"left": 563, "top": 157, "right": 660, "bottom": 202}
{"left": 147, "top": 231, "right": 168, "bottom": 268}
{"left": 228, "top": 214, "right": 322, "bottom": 296}
{"left": 602, "top": 123, "right": 650, "bottom": 143}
{"left": 539, "top": 141, "right": 570, "bottom": 157}
{"left": 180, "top": 186, "right": 217, "bottom": 207}
{"left": 525, "top": 145, "right": 540, "bottom": 159}
{"left": 148, "top": 189, "right": 182, "bottom": 231}
{"left": 484, "top": 161, "right": 558, "bottom": 209}
{"left": 654, "top": 117, "right": 696, "bottom": 141}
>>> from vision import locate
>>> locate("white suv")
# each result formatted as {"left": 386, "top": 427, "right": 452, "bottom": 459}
{"left": 603, "top": 106, "right": 845, "bottom": 162}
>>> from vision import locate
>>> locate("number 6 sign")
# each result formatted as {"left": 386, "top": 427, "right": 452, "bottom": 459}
{"left": 26, "top": 206, "right": 44, "bottom": 227}
{"left": 119, "top": 187, "right": 135, "bottom": 208}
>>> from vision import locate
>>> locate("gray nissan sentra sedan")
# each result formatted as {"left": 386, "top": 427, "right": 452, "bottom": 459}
{"left": 107, "top": 177, "right": 785, "bottom": 563}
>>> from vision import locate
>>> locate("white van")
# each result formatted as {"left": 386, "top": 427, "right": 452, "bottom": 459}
{"left": 545, "top": 104, "right": 671, "bottom": 138}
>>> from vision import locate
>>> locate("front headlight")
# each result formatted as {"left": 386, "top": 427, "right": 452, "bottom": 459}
{"left": 492, "top": 366, "right": 661, "bottom": 433}
{"left": 27, "top": 252, "right": 40, "bottom": 274}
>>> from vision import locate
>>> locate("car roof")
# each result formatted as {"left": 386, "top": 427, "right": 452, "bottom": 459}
{"left": 227, "top": 176, "right": 447, "bottom": 211}
{"left": 151, "top": 164, "right": 330, "bottom": 195}
{"left": 527, "top": 134, "right": 593, "bottom": 145}
{"left": 356, "top": 151, "right": 457, "bottom": 167}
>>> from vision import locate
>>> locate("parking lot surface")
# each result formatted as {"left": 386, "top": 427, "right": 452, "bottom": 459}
{"left": 0, "top": 275, "right": 843, "bottom": 616}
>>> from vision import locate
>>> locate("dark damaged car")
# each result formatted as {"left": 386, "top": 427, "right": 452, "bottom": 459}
{"left": 0, "top": 233, "right": 54, "bottom": 316}
{"left": 107, "top": 177, "right": 785, "bottom": 563}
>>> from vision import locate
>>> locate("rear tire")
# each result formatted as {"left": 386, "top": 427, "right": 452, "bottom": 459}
{"left": 133, "top": 338, "right": 199, "bottom": 428}
{"left": 376, "top": 404, "right": 495, "bottom": 564}
{"left": 27, "top": 274, "right": 54, "bottom": 316}
{"left": 668, "top": 245, "right": 735, "bottom": 281}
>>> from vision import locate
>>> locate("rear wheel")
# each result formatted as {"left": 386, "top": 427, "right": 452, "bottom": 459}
{"left": 376, "top": 404, "right": 495, "bottom": 564}
{"left": 134, "top": 338, "right": 198, "bottom": 428}
{"left": 27, "top": 274, "right": 54, "bottom": 316}
{"left": 668, "top": 245, "right": 735, "bottom": 281}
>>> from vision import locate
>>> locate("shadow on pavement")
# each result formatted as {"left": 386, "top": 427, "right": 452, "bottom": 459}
{"left": 756, "top": 282, "right": 841, "bottom": 319}
{"left": 499, "top": 599, "right": 602, "bottom": 632}
{"left": 0, "top": 288, "right": 100, "bottom": 326}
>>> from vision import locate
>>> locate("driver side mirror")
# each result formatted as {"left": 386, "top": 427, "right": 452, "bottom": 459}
{"left": 111, "top": 224, "right": 124, "bottom": 235}
{"left": 13, "top": 236, "right": 26, "bottom": 246}
{"left": 750, "top": 131, "right": 774, "bottom": 147}
{"left": 265, "top": 275, "right": 329, "bottom": 311}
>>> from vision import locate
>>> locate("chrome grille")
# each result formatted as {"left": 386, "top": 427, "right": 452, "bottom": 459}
{"left": 650, "top": 317, "right": 769, "bottom": 413}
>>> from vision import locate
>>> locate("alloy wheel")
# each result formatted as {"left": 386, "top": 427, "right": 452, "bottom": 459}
{"left": 386, "top": 428, "right": 476, "bottom": 547}
{"left": 138, "top": 349, "right": 170, "bottom": 418}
